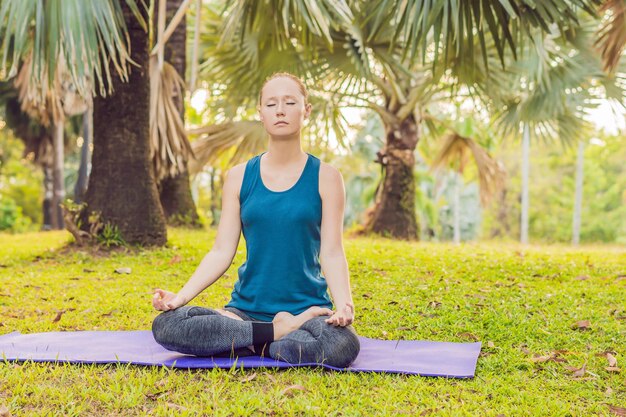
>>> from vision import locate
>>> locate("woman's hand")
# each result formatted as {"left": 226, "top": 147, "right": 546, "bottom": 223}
{"left": 152, "top": 289, "right": 186, "bottom": 311}
{"left": 324, "top": 302, "right": 355, "bottom": 327}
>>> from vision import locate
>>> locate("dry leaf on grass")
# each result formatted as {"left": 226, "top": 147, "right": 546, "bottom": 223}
{"left": 574, "top": 275, "right": 589, "bottom": 280}
{"left": 572, "top": 320, "right": 591, "bottom": 330}
{"left": 166, "top": 402, "right": 187, "bottom": 411}
{"left": 281, "top": 384, "right": 306, "bottom": 397}
{"left": 457, "top": 332, "right": 479, "bottom": 341}
{"left": 565, "top": 363, "right": 587, "bottom": 377}
{"left": 240, "top": 372, "right": 257, "bottom": 383}
{"left": 0, "top": 405, "right": 11, "bottom": 417}
{"left": 606, "top": 387, "right": 614, "bottom": 396}
{"left": 606, "top": 367, "right": 621, "bottom": 373}
{"left": 606, "top": 353, "right": 618, "bottom": 367}
{"left": 608, "top": 405, "right": 626, "bottom": 416}
{"left": 169, "top": 255, "right": 182, "bottom": 265}
{"left": 263, "top": 372, "right": 277, "bottom": 383}
{"left": 530, "top": 352, "right": 567, "bottom": 363}
{"left": 487, "top": 341, "right": 495, "bottom": 348}
{"left": 114, "top": 267, "right": 132, "bottom": 274}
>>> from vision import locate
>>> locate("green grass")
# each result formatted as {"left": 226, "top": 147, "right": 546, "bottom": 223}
{"left": 0, "top": 228, "right": 625, "bottom": 416}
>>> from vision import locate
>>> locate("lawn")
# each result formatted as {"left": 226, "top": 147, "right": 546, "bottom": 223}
{"left": 0, "top": 228, "right": 625, "bottom": 416}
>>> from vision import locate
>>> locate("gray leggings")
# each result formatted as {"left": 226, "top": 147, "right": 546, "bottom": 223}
{"left": 151, "top": 305, "right": 360, "bottom": 368}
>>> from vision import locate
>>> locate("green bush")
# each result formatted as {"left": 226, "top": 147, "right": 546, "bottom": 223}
{"left": 0, "top": 195, "right": 32, "bottom": 232}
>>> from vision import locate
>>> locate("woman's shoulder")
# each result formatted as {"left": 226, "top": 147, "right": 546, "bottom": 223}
{"left": 317, "top": 159, "right": 344, "bottom": 200}
{"left": 317, "top": 159, "right": 343, "bottom": 181}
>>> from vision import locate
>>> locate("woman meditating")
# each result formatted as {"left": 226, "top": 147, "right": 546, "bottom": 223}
{"left": 151, "top": 73, "right": 360, "bottom": 368}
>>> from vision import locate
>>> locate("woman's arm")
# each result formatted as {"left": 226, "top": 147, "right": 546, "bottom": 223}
{"left": 319, "top": 163, "right": 355, "bottom": 326}
{"left": 153, "top": 165, "right": 244, "bottom": 310}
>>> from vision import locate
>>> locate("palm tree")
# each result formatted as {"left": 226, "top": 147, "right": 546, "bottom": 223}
{"left": 156, "top": 0, "right": 201, "bottom": 227}
{"left": 490, "top": 19, "right": 626, "bottom": 244}
{"left": 190, "top": 0, "right": 611, "bottom": 240}
{"left": 82, "top": 1, "right": 167, "bottom": 245}
{"left": 0, "top": 0, "right": 170, "bottom": 245}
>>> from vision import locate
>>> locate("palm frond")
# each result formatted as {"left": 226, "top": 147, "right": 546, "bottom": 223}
{"left": 431, "top": 131, "right": 505, "bottom": 206}
{"left": 149, "top": 56, "right": 194, "bottom": 181}
{"left": 187, "top": 120, "right": 268, "bottom": 174}
{"left": 14, "top": 52, "right": 90, "bottom": 127}
{"left": 368, "top": 0, "right": 602, "bottom": 70}
{"left": 0, "top": 0, "right": 146, "bottom": 102}
{"left": 594, "top": 0, "right": 626, "bottom": 73}
{"left": 219, "top": 0, "right": 353, "bottom": 50}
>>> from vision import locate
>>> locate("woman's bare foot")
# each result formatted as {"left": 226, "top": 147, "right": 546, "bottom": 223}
{"left": 272, "top": 306, "right": 333, "bottom": 340}
{"left": 215, "top": 308, "right": 243, "bottom": 321}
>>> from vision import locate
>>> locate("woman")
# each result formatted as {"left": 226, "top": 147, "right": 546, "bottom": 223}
{"left": 151, "top": 73, "right": 360, "bottom": 368}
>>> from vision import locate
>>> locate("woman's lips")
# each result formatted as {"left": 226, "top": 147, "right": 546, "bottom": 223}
{"left": 274, "top": 121, "right": 288, "bottom": 125}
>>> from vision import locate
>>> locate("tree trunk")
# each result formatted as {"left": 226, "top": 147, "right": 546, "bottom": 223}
{"left": 572, "top": 140, "right": 584, "bottom": 245}
{"left": 82, "top": 2, "right": 167, "bottom": 246}
{"left": 51, "top": 121, "right": 65, "bottom": 229}
{"left": 74, "top": 109, "right": 92, "bottom": 204}
{"left": 453, "top": 172, "right": 461, "bottom": 244}
{"left": 364, "top": 114, "right": 419, "bottom": 240}
{"left": 157, "top": 0, "right": 201, "bottom": 227}
{"left": 42, "top": 163, "right": 53, "bottom": 231}
{"left": 520, "top": 123, "right": 530, "bottom": 244}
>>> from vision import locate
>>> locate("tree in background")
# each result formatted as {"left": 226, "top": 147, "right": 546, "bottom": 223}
{"left": 189, "top": 0, "right": 616, "bottom": 240}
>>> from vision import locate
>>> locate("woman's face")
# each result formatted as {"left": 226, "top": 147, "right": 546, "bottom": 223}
{"left": 258, "top": 77, "right": 311, "bottom": 138}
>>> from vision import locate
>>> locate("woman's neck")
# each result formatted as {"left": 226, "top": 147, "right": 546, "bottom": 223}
{"left": 265, "top": 138, "right": 306, "bottom": 165}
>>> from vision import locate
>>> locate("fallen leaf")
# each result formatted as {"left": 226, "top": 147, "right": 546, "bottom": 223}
{"left": 114, "top": 267, "right": 132, "bottom": 274}
{"left": 573, "top": 320, "right": 591, "bottom": 330}
{"left": 100, "top": 310, "right": 118, "bottom": 318}
{"left": 457, "top": 332, "right": 479, "bottom": 341}
{"left": 281, "top": 384, "right": 306, "bottom": 397}
{"left": 605, "top": 367, "right": 621, "bottom": 373}
{"left": 565, "top": 363, "right": 587, "bottom": 377}
{"left": 608, "top": 405, "right": 626, "bottom": 416}
{"left": 607, "top": 353, "right": 618, "bottom": 367}
{"left": 166, "top": 402, "right": 187, "bottom": 411}
{"left": 487, "top": 341, "right": 495, "bottom": 348}
{"left": 263, "top": 372, "right": 277, "bottom": 383}
{"left": 240, "top": 372, "right": 257, "bottom": 383}
{"left": 428, "top": 301, "right": 442, "bottom": 308}
{"left": 169, "top": 255, "right": 182, "bottom": 265}
{"left": 529, "top": 351, "right": 567, "bottom": 363}
{"left": 144, "top": 392, "right": 165, "bottom": 401}
{"left": 361, "top": 293, "right": 371, "bottom": 298}
{"left": 83, "top": 268, "right": 95, "bottom": 273}
{"left": 574, "top": 275, "right": 589, "bottom": 281}
{"left": 53, "top": 310, "right": 65, "bottom": 322}
{"left": 0, "top": 405, "right": 11, "bottom": 417}
{"left": 606, "top": 387, "right": 614, "bottom": 396}
{"left": 520, "top": 346, "right": 531, "bottom": 355}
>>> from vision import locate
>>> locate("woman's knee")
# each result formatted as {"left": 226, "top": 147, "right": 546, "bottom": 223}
{"left": 272, "top": 318, "right": 361, "bottom": 368}
{"left": 327, "top": 325, "right": 360, "bottom": 367}
{"left": 151, "top": 306, "right": 191, "bottom": 344}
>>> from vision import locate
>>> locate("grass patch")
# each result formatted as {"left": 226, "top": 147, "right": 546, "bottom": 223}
{"left": 1, "top": 228, "right": 625, "bottom": 416}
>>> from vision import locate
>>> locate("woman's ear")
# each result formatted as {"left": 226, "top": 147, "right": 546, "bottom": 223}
{"left": 257, "top": 105, "right": 263, "bottom": 121}
{"left": 304, "top": 102, "right": 312, "bottom": 119}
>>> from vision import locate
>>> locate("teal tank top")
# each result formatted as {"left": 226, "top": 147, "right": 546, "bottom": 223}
{"left": 224, "top": 151, "right": 334, "bottom": 322}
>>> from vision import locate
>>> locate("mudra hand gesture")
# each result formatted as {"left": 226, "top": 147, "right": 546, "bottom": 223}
{"left": 325, "top": 302, "right": 355, "bottom": 327}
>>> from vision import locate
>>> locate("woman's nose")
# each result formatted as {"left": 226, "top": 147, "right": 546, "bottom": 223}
{"left": 276, "top": 103, "right": 285, "bottom": 115}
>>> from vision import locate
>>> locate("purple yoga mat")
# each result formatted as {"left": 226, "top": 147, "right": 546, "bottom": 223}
{"left": 0, "top": 331, "right": 481, "bottom": 378}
